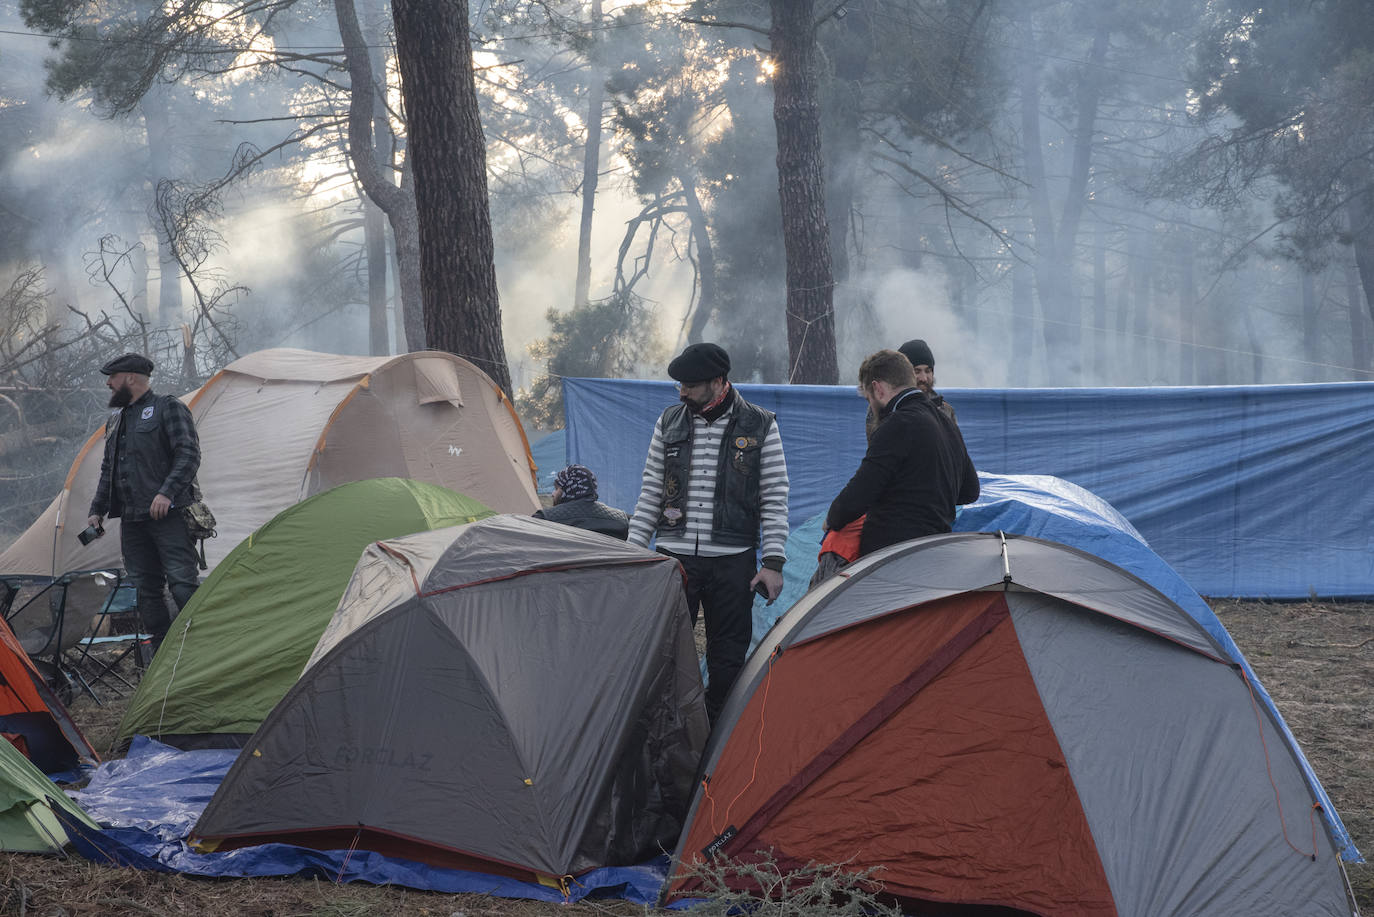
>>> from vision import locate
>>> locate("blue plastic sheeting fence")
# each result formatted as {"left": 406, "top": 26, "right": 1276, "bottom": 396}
{"left": 565, "top": 378, "right": 1374, "bottom": 598}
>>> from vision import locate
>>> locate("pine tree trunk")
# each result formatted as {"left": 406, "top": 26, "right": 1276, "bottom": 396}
{"left": 1345, "top": 254, "right": 1370, "bottom": 372}
{"left": 1300, "top": 269, "right": 1319, "bottom": 382}
{"left": 682, "top": 176, "right": 718, "bottom": 343}
{"left": 392, "top": 0, "right": 510, "bottom": 395}
{"left": 1177, "top": 233, "right": 1196, "bottom": 384}
{"left": 1011, "top": 252, "right": 1034, "bottom": 386}
{"left": 335, "top": 0, "right": 425, "bottom": 351}
{"left": 770, "top": 0, "right": 837, "bottom": 384}
{"left": 364, "top": 197, "right": 389, "bottom": 355}
{"left": 574, "top": 0, "right": 604, "bottom": 308}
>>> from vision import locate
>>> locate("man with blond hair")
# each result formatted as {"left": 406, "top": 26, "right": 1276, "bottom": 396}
{"left": 825, "top": 349, "right": 978, "bottom": 559}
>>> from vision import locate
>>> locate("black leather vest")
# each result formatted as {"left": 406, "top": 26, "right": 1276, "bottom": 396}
{"left": 657, "top": 392, "right": 774, "bottom": 548}
{"left": 102, "top": 393, "right": 195, "bottom": 520}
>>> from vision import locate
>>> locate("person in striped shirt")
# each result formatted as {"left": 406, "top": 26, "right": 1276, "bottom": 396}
{"left": 627, "top": 343, "right": 790, "bottom": 724}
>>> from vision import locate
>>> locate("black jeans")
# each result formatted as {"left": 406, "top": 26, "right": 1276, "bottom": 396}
{"left": 120, "top": 513, "right": 200, "bottom": 639}
{"left": 662, "top": 549, "right": 755, "bottom": 724}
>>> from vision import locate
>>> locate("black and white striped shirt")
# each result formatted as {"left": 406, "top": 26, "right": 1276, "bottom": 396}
{"left": 628, "top": 398, "right": 790, "bottom": 558}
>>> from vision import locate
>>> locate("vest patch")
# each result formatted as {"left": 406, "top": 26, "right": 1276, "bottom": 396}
{"left": 141, "top": 406, "right": 155, "bottom": 420}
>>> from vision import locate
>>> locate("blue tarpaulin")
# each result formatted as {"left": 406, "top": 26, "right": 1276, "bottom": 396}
{"left": 61, "top": 737, "right": 668, "bottom": 902}
{"left": 528, "top": 429, "right": 567, "bottom": 494}
{"left": 564, "top": 379, "right": 1374, "bottom": 598}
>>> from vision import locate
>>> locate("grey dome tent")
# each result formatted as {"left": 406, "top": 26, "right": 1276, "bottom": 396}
{"left": 665, "top": 532, "right": 1360, "bottom": 916}
{"left": 191, "top": 515, "right": 709, "bottom": 881}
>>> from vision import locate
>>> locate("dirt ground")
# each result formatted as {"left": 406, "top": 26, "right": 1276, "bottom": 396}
{"left": 1, "top": 599, "right": 1369, "bottom": 916}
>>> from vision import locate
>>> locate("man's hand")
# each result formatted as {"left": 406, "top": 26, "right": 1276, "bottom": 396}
{"left": 149, "top": 494, "right": 173, "bottom": 520}
{"left": 87, "top": 514, "right": 103, "bottom": 529}
{"left": 750, "top": 567, "right": 783, "bottom": 602}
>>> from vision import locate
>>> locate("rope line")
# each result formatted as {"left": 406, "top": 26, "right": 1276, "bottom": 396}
{"left": 335, "top": 824, "right": 364, "bottom": 883}
{"left": 1240, "top": 667, "right": 1321, "bottom": 860}
{"left": 704, "top": 646, "right": 779, "bottom": 837}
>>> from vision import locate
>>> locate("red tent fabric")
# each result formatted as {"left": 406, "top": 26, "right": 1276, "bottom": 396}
{"left": 0, "top": 616, "right": 97, "bottom": 773}
{"left": 664, "top": 533, "right": 1357, "bottom": 916}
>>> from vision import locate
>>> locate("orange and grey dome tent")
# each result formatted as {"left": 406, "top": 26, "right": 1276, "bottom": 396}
{"left": 0, "top": 349, "right": 539, "bottom": 596}
{"left": 663, "top": 532, "right": 1359, "bottom": 917}
{"left": 0, "top": 616, "right": 96, "bottom": 774}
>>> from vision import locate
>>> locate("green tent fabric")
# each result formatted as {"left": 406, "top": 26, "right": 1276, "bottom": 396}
{"left": 115, "top": 478, "right": 493, "bottom": 748}
{"left": 0, "top": 737, "right": 98, "bottom": 852}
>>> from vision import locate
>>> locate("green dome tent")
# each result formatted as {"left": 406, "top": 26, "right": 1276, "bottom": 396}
{"left": 0, "top": 735, "right": 98, "bottom": 852}
{"left": 116, "top": 478, "right": 493, "bottom": 749}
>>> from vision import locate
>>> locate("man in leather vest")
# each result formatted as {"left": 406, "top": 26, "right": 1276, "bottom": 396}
{"left": 86, "top": 353, "right": 202, "bottom": 649}
{"left": 628, "top": 343, "right": 790, "bottom": 724}
{"left": 533, "top": 464, "right": 630, "bottom": 540}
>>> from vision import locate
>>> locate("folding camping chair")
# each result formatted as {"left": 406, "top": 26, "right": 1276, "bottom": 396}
{"left": 2, "top": 570, "right": 123, "bottom": 704}
{"left": 66, "top": 575, "right": 149, "bottom": 699}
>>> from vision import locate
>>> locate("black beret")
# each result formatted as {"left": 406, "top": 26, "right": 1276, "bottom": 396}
{"left": 898, "top": 339, "right": 935, "bottom": 369}
{"left": 668, "top": 342, "right": 731, "bottom": 384}
{"left": 100, "top": 353, "right": 155, "bottom": 376}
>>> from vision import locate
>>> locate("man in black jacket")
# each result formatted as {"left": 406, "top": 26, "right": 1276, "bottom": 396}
{"left": 825, "top": 349, "right": 979, "bottom": 558}
{"left": 533, "top": 464, "right": 630, "bottom": 540}
{"left": 86, "top": 353, "right": 201, "bottom": 646}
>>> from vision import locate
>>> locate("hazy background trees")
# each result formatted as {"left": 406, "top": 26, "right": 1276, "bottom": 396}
{"left": 3, "top": 0, "right": 1372, "bottom": 452}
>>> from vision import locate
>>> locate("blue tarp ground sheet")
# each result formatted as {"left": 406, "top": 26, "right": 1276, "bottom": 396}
{"left": 563, "top": 378, "right": 1374, "bottom": 599}
{"left": 58, "top": 736, "right": 669, "bottom": 903}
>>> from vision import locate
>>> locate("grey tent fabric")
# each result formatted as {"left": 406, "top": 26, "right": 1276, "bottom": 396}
{"left": 192, "top": 515, "right": 708, "bottom": 879}
{"left": 1008, "top": 593, "right": 1352, "bottom": 916}
{"left": 668, "top": 532, "right": 1357, "bottom": 916}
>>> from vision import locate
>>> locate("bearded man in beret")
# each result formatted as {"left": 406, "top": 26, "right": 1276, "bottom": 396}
{"left": 627, "top": 343, "right": 790, "bottom": 725}
{"left": 86, "top": 353, "right": 202, "bottom": 652}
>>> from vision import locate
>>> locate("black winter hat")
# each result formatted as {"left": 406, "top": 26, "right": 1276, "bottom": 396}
{"left": 100, "top": 353, "right": 155, "bottom": 376}
{"left": 668, "top": 342, "right": 731, "bottom": 383}
{"left": 898, "top": 339, "right": 935, "bottom": 369}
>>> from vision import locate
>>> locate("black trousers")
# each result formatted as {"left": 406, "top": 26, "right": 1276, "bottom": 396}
{"left": 662, "top": 549, "right": 755, "bottom": 724}
{"left": 120, "top": 513, "right": 200, "bottom": 639}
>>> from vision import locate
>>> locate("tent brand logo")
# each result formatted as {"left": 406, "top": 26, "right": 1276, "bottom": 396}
{"left": 448, "top": 445, "right": 462, "bottom": 457}
{"left": 701, "top": 825, "right": 737, "bottom": 859}
{"left": 334, "top": 744, "right": 433, "bottom": 772}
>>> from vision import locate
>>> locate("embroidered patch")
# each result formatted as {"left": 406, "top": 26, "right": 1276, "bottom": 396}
{"left": 734, "top": 436, "right": 758, "bottom": 449}
{"left": 141, "top": 406, "right": 155, "bottom": 420}
{"left": 663, "top": 507, "right": 683, "bottom": 523}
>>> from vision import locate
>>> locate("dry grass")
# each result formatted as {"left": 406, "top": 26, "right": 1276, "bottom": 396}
{"left": 2, "top": 600, "right": 1369, "bottom": 915}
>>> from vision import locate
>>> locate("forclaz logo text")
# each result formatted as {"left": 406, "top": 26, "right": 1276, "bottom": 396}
{"left": 334, "top": 744, "right": 434, "bottom": 772}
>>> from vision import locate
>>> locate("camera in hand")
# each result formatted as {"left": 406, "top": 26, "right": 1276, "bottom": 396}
{"left": 77, "top": 523, "right": 105, "bottom": 546}
{"left": 752, "top": 580, "right": 775, "bottom": 605}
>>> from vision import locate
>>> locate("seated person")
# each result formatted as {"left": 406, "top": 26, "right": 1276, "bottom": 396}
{"left": 533, "top": 464, "right": 630, "bottom": 540}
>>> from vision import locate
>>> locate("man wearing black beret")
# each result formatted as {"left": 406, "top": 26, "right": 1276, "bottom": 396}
{"left": 87, "top": 353, "right": 202, "bottom": 652}
{"left": 627, "top": 343, "right": 790, "bottom": 724}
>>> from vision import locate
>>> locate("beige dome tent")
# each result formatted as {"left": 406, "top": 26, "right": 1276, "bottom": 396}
{"left": 0, "top": 349, "right": 539, "bottom": 593}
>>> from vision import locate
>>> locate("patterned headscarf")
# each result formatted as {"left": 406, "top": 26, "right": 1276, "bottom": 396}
{"left": 553, "top": 464, "right": 598, "bottom": 502}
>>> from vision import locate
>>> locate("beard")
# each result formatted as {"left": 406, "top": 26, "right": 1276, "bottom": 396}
{"left": 108, "top": 384, "right": 134, "bottom": 408}
{"left": 679, "top": 392, "right": 709, "bottom": 412}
